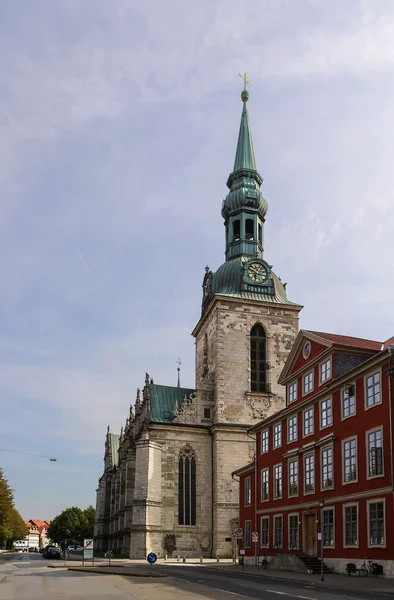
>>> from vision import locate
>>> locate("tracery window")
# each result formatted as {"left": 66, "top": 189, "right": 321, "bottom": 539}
{"left": 178, "top": 447, "right": 196, "bottom": 526}
{"left": 250, "top": 324, "right": 268, "bottom": 393}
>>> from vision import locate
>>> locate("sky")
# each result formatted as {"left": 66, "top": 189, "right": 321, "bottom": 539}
{"left": 1, "top": 0, "right": 394, "bottom": 520}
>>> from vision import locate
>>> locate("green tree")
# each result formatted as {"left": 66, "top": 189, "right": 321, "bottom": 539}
{"left": 0, "top": 470, "right": 27, "bottom": 549}
{"left": 47, "top": 506, "right": 95, "bottom": 547}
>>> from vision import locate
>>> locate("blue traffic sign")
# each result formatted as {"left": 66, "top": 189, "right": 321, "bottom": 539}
{"left": 147, "top": 552, "right": 157, "bottom": 565}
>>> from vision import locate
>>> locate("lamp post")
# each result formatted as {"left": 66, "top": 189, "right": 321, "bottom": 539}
{"left": 319, "top": 497, "right": 325, "bottom": 582}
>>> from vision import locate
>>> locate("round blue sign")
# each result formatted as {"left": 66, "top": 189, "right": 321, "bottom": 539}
{"left": 147, "top": 552, "right": 157, "bottom": 565}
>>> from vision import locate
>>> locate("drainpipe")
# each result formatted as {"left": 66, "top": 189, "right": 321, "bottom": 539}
{"left": 247, "top": 430, "right": 257, "bottom": 561}
{"left": 386, "top": 346, "right": 394, "bottom": 541}
{"left": 209, "top": 428, "right": 214, "bottom": 558}
{"left": 387, "top": 347, "right": 394, "bottom": 491}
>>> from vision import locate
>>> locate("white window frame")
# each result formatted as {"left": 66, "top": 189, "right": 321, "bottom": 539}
{"left": 261, "top": 429, "right": 269, "bottom": 454}
{"left": 303, "top": 371, "right": 314, "bottom": 396}
{"left": 304, "top": 452, "right": 315, "bottom": 495}
{"left": 366, "top": 426, "right": 384, "bottom": 479}
{"left": 319, "top": 357, "right": 332, "bottom": 384}
{"left": 320, "top": 397, "right": 333, "bottom": 429}
{"left": 288, "top": 381, "right": 297, "bottom": 404}
{"left": 341, "top": 383, "right": 356, "bottom": 420}
{"left": 287, "top": 415, "right": 298, "bottom": 443}
{"left": 244, "top": 476, "right": 251, "bottom": 506}
{"left": 244, "top": 519, "right": 252, "bottom": 548}
{"left": 273, "top": 514, "right": 283, "bottom": 549}
{"left": 364, "top": 369, "right": 382, "bottom": 410}
{"left": 273, "top": 423, "right": 282, "bottom": 449}
{"left": 343, "top": 503, "right": 359, "bottom": 548}
{"left": 261, "top": 467, "right": 269, "bottom": 502}
{"left": 367, "top": 498, "right": 386, "bottom": 548}
{"left": 303, "top": 407, "right": 314, "bottom": 437}
{"left": 322, "top": 506, "right": 335, "bottom": 549}
{"left": 342, "top": 436, "right": 358, "bottom": 485}
{"left": 288, "top": 513, "right": 299, "bottom": 550}
{"left": 320, "top": 445, "right": 334, "bottom": 490}
{"left": 273, "top": 463, "right": 282, "bottom": 500}
{"left": 288, "top": 458, "right": 298, "bottom": 497}
{"left": 260, "top": 516, "right": 269, "bottom": 548}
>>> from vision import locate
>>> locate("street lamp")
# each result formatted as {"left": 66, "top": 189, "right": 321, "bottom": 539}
{"left": 319, "top": 497, "right": 325, "bottom": 582}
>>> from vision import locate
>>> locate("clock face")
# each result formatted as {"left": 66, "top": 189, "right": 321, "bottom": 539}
{"left": 248, "top": 263, "right": 267, "bottom": 283}
{"left": 303, "top": 341, "right": 311, "bottom": 359}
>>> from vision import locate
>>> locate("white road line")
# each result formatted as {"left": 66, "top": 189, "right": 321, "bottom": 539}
{"left": 266, "top": 590, "right": 318, "bottom": 600}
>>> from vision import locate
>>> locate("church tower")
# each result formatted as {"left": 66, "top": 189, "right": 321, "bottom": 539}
{"left": 192, "top": 84, "right": 302, "bottom": 556}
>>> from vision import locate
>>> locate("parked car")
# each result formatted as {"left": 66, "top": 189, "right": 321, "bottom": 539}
{"left": 67, "top": 545, "right": 83, "bottom": 553}
{"left": 43, "top": 546, "right": 61, "bottom": 559}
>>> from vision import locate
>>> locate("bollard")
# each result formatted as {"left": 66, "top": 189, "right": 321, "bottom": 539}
{"left": 200, "top": 557, "right": 203, "bottom": 564}
{"left": 217, "top": 557, "right": 220, "bottom": 563}
{"left": 183, "top": 556, "right": 186, "bottom": 563}
{"left": 164, "top": 554, "right": 167, "bottom": 561}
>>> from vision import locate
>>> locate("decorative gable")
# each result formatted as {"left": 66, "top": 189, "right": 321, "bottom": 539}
{"left": 290, "top": 338, "right": 328, "bottom": 375}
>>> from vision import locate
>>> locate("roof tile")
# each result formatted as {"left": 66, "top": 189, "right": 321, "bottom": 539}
{"left": 307, "top": 331, "right": 382, "bottom": 351}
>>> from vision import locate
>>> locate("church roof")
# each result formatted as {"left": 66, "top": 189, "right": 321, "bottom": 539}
{"left": 150, "top": 384, "right": 195, "bottom": 423}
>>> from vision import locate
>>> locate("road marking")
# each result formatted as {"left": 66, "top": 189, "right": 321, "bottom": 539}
{"left": 266, "top": 590, "right": 318, "bottom": 600}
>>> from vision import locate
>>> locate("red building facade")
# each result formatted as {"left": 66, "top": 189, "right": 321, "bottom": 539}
{"left": 234, "top": 330, "right": 394, "bottom": 575}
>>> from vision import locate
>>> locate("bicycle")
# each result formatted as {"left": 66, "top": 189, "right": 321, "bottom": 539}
{"left": 360, "top": 558, "right": 382, "bottom": 577}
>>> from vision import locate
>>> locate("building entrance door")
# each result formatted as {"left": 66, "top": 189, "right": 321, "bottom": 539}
{"left": 303, "top": 513, "right": 317, "bottom": 556}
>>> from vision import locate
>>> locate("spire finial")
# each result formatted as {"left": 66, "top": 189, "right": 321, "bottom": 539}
{"left": 239, "top": 72, "right": 250, "bottom": 102}
{"left": 176, "top": 357, "right": 181, "bottom": 388}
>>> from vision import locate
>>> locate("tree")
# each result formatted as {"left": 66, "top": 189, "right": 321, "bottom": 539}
{"left": 0, "top": 470, "right": 27, "bottom": 549}
{"left": 47, "top": 506, "right": 95, "bottom": 547}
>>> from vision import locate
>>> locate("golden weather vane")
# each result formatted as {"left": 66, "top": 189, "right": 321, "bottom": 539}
{"left": 239, "top": 72, "right": 251, "bottom": 90}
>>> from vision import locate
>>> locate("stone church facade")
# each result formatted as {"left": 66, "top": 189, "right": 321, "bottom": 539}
{"left": 94, "top": 87, "right": 302, "bottom": 559}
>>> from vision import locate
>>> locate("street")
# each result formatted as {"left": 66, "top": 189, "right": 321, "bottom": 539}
{"left": 0, "top": 553, "right": 393, "bottom": 600}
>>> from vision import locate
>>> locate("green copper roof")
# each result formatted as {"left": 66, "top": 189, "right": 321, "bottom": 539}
{"left": 150, "top": 384, "right": 195, "bottom": 423}
{"left": 233, "top": 100, "right": 257, "bottom": 172}
{"left": 110, "top": 433, "right": 119, "bottom": 467}
{"left": 210, "top": 256, "right": 300, "bottom": 306}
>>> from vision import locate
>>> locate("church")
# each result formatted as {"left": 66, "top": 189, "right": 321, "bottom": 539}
{"left": 94, "top": 84, "right": 302, "bottom": 559}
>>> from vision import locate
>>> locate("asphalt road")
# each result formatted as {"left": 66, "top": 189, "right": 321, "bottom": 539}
{"left": 0, "top": 553, "right": 392, "bottom": 600}
{"left": 150, "top": 563, "right": 394, "bottom": 600}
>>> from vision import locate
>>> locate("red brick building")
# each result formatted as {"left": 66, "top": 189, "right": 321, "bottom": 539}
{"left": 234, "top": 330, "right": 394, "bottom": 575}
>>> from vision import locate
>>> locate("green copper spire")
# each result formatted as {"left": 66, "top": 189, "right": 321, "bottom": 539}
{"left": 233, "top": 90, "right": 257, "bottom": 172}
{"left": 222, "top": 82, "right": 268, "bottom": 262}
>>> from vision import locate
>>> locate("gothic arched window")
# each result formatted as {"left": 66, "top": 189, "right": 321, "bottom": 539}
{"left": 250, "top": 324, "right": 268, "bottom": 393}
{"left": 178, "top": 447, "right": 196, "bottom": 526}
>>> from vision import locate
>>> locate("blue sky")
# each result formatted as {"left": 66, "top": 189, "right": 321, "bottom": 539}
{"left": 1, "top": 0, "right": 394, "bottom": 520}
